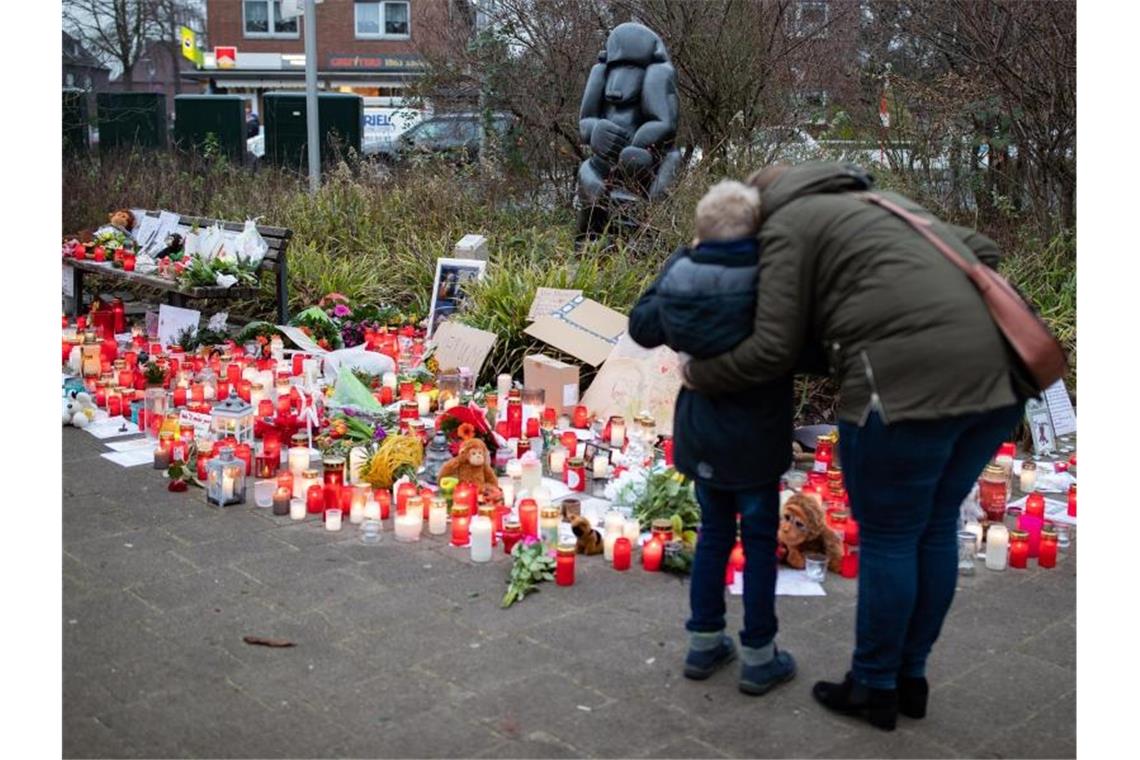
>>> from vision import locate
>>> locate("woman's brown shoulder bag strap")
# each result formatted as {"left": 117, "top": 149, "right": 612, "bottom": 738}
{"left": 856, "top": 192, "right": 1068, "bottom": 393}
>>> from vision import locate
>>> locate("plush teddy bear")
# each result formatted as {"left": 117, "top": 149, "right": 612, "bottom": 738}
{"left": 64, "top": 391, "right": 99, "bottom": 429}
{"left": 778, "top": 493, "right": 843, "bottom": 573}
{"left": 438, "top": 438, "right": 498, "bottom": 492}
{"left": 570, "top": 515, "right": 604, "bottom": 556}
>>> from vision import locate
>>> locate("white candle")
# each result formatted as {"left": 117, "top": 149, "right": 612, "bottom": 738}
{"left": 610, "top": 420, "right": 626, "bottom": 448}
{"left": 622, "top": 518, "right": 640, "bottom": 543}
{"left": 417, "top": 391, "right": 432, "bottom": 417}
{"left": 290, "top": 498, "right": 306, "bottom": 520}
{"left": 471, "top": 515, "right": 493, "bottom": 563}
{"left": 429, "top": 499, "right": 448, "bottom": 535}
{"left": 394, "top": 511, "right": 421, "bottom": 542}
{"left": 222, "top": 473, "right": 235, "bottom": 501}
{"left": 550, "top": 446, "right": 568, "bottom": 475}
{"left": 288, "top": 445, "right": 310, "bottom": 476}
{"left": 349, "top": 487, "right": 367, "bottom": 524}
{"left": 68, "top": 346, "right": 83, "bottom": 375}
{"left": 497, "top": 373, "right": 513, "bottom": 400}
{"left": 249, "top": 383, "right": 266, "bottom": 411}
{"left": 1019, "top": 464, "right": 1037, "bottom": 493}
{"left": 964, "top": 521, "right": 983, "bottom": 553}
{"left": 592, "top": 454, "right": 609, "bottom": 479}
{"left": 521, "top": 458, "right": 542, "bottom": 492}
{"left": 203, "top": 380, "right": 216, "bottom": 401}
{"left": 270, "top": 336, "right": 284, "bottom": 362}
{"left": 500, "top": 479, "right": 515, "bottom": 509}
{"left": 382, "top": 372, "right": 398, "bottom": 391}
{"left": 603, "top": 511, "right": 625, "bottom": 561}
{"left": 363, "top": 499, "right": 381, "bottom": 521}
{"left": 985, "top": 524, "right": 1009, "bottom": 570}
{"left": 259, "top": 369, "right": 275, "bottom": 394}
{"left": 325, "top": 508, "right": 343, "bottom": 531}
{"left": 242, "top": 366, "right": 260, "bottom": 383}
{"left": 348, "top": 447, "right": 368, "bottom": 485}
{"left": 443, "top": 397, "right": 460, "bottom": 411}
{"left": 506, "top": 459, "right": 523, "bottom": 481}
{"left": 303, "top": 359, "right": 320, "bottom": 387}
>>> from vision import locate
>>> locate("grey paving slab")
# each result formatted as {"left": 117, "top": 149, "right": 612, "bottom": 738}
{"left": 62, "top": 429, "right": 1076, "bottom": 758}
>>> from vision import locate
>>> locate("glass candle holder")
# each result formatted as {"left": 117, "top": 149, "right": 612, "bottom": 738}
{"left": 548, "top": 445, "right": 568, "bottom": 477}
{"left": 556, "top": 544, "right": 577, "bottom": 586}
{"left": 642, "top": 537, "right": 664, "bottom": 571}
{"left": 804, "top": 553, "right": 828, "bottom": 583}
{"left": 540, "top": 507, "right": 561, "bottom": 548}
{"left": 394, "top": 504, "right": 422, "bottom": 542}
{"left": 957, "top": 531, "right": 977, "bottom": 575}
{"left": 613, "top": 537, "right": 632, "bottom": 571}
{"left": 985, "top": 524, "right": 1009, "bottom": 570}
{"left": 451, "top": 507, "right": 471, "bottom": 547}
{"left": 253, "top": 479, "right": 276, "bottom": 508}
{"left": 979, "top": 463, "right": 1008, "bottom": 523}
{"left": 361, "top": 518, "right": 383, "bottom": 545}
{"left": 471, "top": 515, "right": 493, "bottom": 563}
{"left": 272, "top": 487, "right": 292, "bottom": 516}
{"left": 1008, "top": 529, "right": 1030, "bottom": 569}
{"left": 1019, "top": 461, "right": 1037, "bottom": 493}
{"left": 1024, "top": 492, "right": 1046, "bottom": 519}
{"left": 428, "top": 497, "right": 449, "bottom": 535}
{"left": 502, "top": 518, "right": 524, "bottom": 555}
{"left": 1039, "top": 524, "right": 1059, "bottom": 568}
{"left": 603, "top": 511, "right": 625, "bottom": 561}
{"left": 518, "top": 499, "right": 539, "bottom": 539}
{"left": 325, "top": 508, "right": 343, "bottom": 531}
{"left": 306, "top": 483, "right": 324, "bottom": 514}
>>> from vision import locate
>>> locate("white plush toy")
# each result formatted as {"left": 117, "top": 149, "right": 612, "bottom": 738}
{"left": 64, "top": 392, "right": 99, "bottom": 428}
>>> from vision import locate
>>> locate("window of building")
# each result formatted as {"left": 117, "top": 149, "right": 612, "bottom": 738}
{"left": 244, "top": 0, "right": 299, "bottom": 38}
{"left": 66, "top": 72, "right": 75, "bottom": 87}
{"left": 794, "top": 0, "right": 829, "bottom": 38}
{"left": 355, "top": 1, "right": 411, "bottom": 39}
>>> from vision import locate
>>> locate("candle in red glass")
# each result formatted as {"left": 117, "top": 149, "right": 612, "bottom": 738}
{"left": 451, "top": 508, "right": 471, "bottom": 546}
{"left": 502, "top": 519, "right": 523, "bottom": 554}
{"left": 1025, "top": 492, "right": 1045, "bottom": 519}
{"left": 107, "top": 392, "right": 122, "bottom": 418}
{"left": 94, "top": 385, "right": 108, "bottom": 408}
{"left": 263, "top": 433, "right": 281, "bottom": 461}
{"left": 399, "top": 382, "right": 415, "bottom": 402}
{"left": 276, "top": 393, "right": 291, "bottom": 417}
{"left": 196, "top": 449, "right": 211, "bottom": 481}
{"left": 801, "top": 484, "right": 822, "bottom": 508}
{"left": 339, "top": 487, "right": 355, "bottom": 513}
{"left": 1038, "top": 525, "right": 1058, "bottom": 569}
{"left": 613, "top": 537, "right": 632, "bottom": 571}
{"left": 307, "top": 484, "right": 324, "bottom": 514}
{"left": 258, "top": 399, "right": 274, "bottom": 418}
{"left": 559, "top": 430, "right": 578, "bottom": 453}
{"left": 255, "top": 455, "right": 276, "bottom": 480}
{"left": 188, "top": 383, "right": 204, "bottom": 404}
{"left": 1017, "top": 512, "right": 1044, "bottom": 558}
{"left": 453, "top": 482, "right": 477, "bottom": 515}
{"left": 123, "top": 255, "right": 136, "bottom": 272}
{"left": 1067, "top": 485, "right": 1077, "bottom": 517}
{"left": 277, "top": 471, "right": 294, "bottom": 495}
{"left": 839, "top": 546, "right": 859, "bottom": 578}
{"left": 555, "top": 545, "right": 576, "bottom": 585}
{"left": 507, "top": 398, "right": 523, "bottom": 438}
{"left": 226, "top": 363, "right": 242, "bottom": 384}
{"left": 642, "top": 537, "right": 664, "bottom": 571}
{"left": 572, "top": 404, "right": 589, "bottom": 429}
{"left": 844, "top": 516, "right": 860, "bottom": 546}
{"left": 1008, "top": 529, "right": 1030, "bottom": 569}
{"left": 663, "top": 437, "right": 675, "bottom": 467}
{"left": 396, "top": 482, "right": 418, "bottom": 515}
{"left": 518, "top": 498, "right": 539, "bottom": 539}
{"left": 172, "top": 385, "right": 187, "bottom": 408}
{"left": 123, "top": 350, "right": 138, "bottom": 369}
{"left": 117, "top": 368, "right": 132, "bottom": 388}
{"left": 291, "top": 353, "right": 305, "bottom": 376}
{"left": 542, "top": 406, "right": 557, "bottom": 428}
{"left": 495, "top": 420, "right": 509, "bottom": 439}
{"left": 378, "top": 386, "right": 393, "bottom": 405}
{"left": 373, "top": 489, "right": 392, "bottom": 519}
{"left": 216, "top": 380, "right": 230, "bottom": 400}
{"left": 525, "top": 417, "right": 540, "bottom": 439}
{"left": 237, "top": 380, "right": 252, "bottom": 402}
{"left": 92, "top": 246, "right": 106, "bottom": 262}
{"left": 235, "top": 443, "right": 253, "bottom": 476}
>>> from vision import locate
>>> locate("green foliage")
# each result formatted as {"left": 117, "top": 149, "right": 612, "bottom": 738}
{"left": 501, "top": 539, "right": 556, "bottom": 608}
{"left": 632, "top": 469, "right": 702, "bottom": 532}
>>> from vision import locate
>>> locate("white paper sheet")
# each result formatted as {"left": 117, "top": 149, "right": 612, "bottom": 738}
{"left": 729, "top": 567, "right": 827, "bottom": 597}
{"left": 101, "top": 449, "right": 155, "bottom": 468}
{"left": 278, "top": 325, "right": 327, "bottom": 355}
{"left": 104, "top": 437, "right": 153, "bottom": 452}
{"left": 157, "top": 304, "right": 201, "bottom": 349}
{"left": 1043, "top": 380, "right": 1077, "bottom": 437}
{"left": 84, "top": 417, "right": 140, "bottom": 439}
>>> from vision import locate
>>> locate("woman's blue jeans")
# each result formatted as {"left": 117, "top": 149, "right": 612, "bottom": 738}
{"left": 686, "top": 483, "right": 781, "bottom": 649}
{"left": 839, "top": 405, "right": 1023, "bottom": 689}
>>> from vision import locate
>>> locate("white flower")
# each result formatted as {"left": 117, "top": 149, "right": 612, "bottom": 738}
{"left": 215, "top": 273, "right": 238, "bottom": 288}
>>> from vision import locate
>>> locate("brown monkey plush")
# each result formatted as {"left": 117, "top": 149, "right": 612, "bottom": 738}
{"left": 108, "top": 208, "right": 136, "bottom": 233}
{"left": 570, "top": 515, "right": 604, "bottom": 556}
{"left": 438, "top": 438, "right": 497, "bottom": 492}
{"left": 779, "top": 494, "right": 843, "bottom": 573}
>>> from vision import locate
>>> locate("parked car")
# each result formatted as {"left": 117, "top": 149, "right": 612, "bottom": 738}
{"left": 382, "top": 112, "right": 518, "bottom": 162}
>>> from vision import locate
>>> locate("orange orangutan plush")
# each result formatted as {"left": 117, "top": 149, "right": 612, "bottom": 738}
{"left": 778, "top": 494, "right": 844, "bottom": 573}
{"left": 438, "top": 438, "right": 497, "bottom": 492}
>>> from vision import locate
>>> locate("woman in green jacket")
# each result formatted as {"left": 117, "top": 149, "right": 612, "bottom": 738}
{"left": 683, "top": 162, "right": 1027, "bottom": 731}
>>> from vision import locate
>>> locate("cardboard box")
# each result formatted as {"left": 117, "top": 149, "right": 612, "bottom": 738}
{"left": 523, "top": 354, "right": 581, "bottom": 413}
{"left": 523, "top": 296, "right": 627, "bottom": 367}
{"left": 453, "top": 234, "right": 488, "bottom": 261}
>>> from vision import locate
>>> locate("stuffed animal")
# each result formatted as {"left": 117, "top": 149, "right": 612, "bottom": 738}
{"left": 108, "top": 208, "right": 136, "bottom": 233}
{"left": 778, "top": 493, "right": 843, "bottom": 573}
{"left": 437, "top": 438, "right": 497, "bottom": 492}
{"left": 570, "top": 515, "right": 604, "bottom": 556}
{"left": 64, "top": 391, "right": 99, "bottom": 429}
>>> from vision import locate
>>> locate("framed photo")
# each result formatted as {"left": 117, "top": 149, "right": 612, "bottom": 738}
{"left": 1025, "top": 397, "right": 1056, "bottom": 456}
{"left": 582, "top": 442, "right": 601, "bottom": 464}
{"left": 426, "top": 257, "right": 487, "bottom": 338}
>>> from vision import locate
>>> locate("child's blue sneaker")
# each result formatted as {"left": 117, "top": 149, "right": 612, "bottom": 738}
{"left": 683, "top": 633, "right": 736, "bottom": 680}
{"left": 739, "top": 647, "right": 797, "bottom": 696}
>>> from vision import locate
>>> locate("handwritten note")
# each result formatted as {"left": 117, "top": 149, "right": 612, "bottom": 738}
{"left": 527, "top": 288, "right": 582, "bottom": 322}
{"left": 431, "top": 320, "right": 497, "bottom": 376}
{"left": 157, "top": 304, "right": 201, "bottom": 349}
{"left": 101, "top": 449, "right": 155, "bottom": 468}
{"left": 1043, "top": 380, "right": 1076, "bottom": 437}
{"left": 179, "top": 410, "right": 213, "bottom": 440}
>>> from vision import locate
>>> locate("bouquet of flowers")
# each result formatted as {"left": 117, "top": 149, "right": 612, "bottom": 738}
{"left": 291, "top": 306, "right": 343, "bottom": 351}
{"left": 436, "top": 404, "right": 499, "bottom": 457}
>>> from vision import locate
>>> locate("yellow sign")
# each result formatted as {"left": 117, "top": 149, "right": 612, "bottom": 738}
{"left": 179, "top": 26, "right": 203, "bottom": 67}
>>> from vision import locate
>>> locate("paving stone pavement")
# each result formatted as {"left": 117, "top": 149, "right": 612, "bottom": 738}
{"left": 62, "top": 429, "right": 1076, "bottom": 759}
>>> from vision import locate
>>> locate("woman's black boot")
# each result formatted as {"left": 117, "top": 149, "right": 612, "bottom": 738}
{"left": 898, "top": 676, "right": 929, "bottom": 719}
{"left": 812, "top": 672, "right": 898, "bottom": 731}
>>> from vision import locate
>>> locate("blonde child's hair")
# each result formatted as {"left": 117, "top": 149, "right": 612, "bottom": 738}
{"left": 695, "top": 180, "right": 761, "bottom": 241}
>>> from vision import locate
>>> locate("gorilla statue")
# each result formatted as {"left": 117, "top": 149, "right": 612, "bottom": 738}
{"left": 576, "top": 22, "right": 682, "bottom": 238}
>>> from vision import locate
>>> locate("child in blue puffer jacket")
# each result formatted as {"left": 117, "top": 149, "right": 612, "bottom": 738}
{"left": 629, "top": 180, "right": 797, "bottom": 697}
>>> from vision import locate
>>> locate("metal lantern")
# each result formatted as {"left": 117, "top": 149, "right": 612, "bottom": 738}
{"left": 422, "top": 431, "right": 452, "bottom": 485}
{"left": 211, "top": 388, "right": 254, "bottom": 443}
{"left": 206, "top": 446, "right": 247, "bottom": 507}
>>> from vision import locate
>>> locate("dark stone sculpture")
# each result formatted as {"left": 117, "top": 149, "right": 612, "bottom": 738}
{"left": 576, "top": 22, "right": 682, "bottom": 238}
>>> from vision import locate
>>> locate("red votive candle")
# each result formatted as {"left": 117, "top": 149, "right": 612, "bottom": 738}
{"left": 379, "top": 386, "right": 394, "bottom": 405}
{"left": 1025, "top": 492, "right": 1045, "bottom": 519}
{"left": 226, "top": 363, "right": 242, "bottom": 384}
{"left": 216, "top": 380, "right": 230, "bottom": 400}
{"left": 292, "top": 354, "right": 306, "bottom": 376}
{"left": 518, "top": 499, "right": 539, "bottom": 539}
{"left": 171, "top": 385, "right": 186, "bottom": 408}
{"left": 507, "top": 399, "right": 523, "bottom": 438}
{"left": 840, "top": 546, "right": 859, "bottom": 578}
{"left": 642, "top": 537, "right": 664, "bottom": 572}
{"left": 237, "top": 380, "right": 252, "bottom": 402}
{"left": 613, "top": 537, "right": 632, "bottom": 571}
{"left": 1009, "top": 529, "right": 1030, "bottom": 569}
{"left": 258, "top": 399, "right": 274, "bottom": 418}
{"left": 453, "top": 482, "right": 477, "bottom": 514}
{"left": 526, "top": 418, "right": 540, "bottom": 439}
{"left": 399, "top": 382, "right": 415, "bottom": 402}
{"left": 277, "top": 393, "right": 291, "bottom": 417}
{"left": 451, "top": 508, "right": 471, "bottom": 546}
{"left": 542, "top": 406, "right": 557, "bottom": 428}
{"left": 663, "top": 437, "right": 675, "bottom": 466}
{"left": 373, "top": 489, "right": 392, "bottom": 520}
{"left": 396, "top": 482, "right": 418, "bottom": 515}
{"left": 255, "top": 456, "right": 276, "bottom": 480}
{"left": 560, "top": 431, "right": 578, "bottom": 453}
{"left": 1067, "top": 485, "right": 1076, "bottom": 517}
{"left": 1039, "top": 525, "right": 1058, "bottom": 569}
{"left": 107, "top": 393, "right": 122, "bottom": 418}
{"left": 307, "top": 484, "right": 324, "bottom": 514}
{"left": 572, "top": 404, "right": 589, "bottom": 429}
{"left": 556, "top": 545, "right": 576, "bottom": 585}
{"left": 502, "top": 519, "right": 523, "bottom": 554}
{"left": 276, "top": 471, "right": 294, "bottom": 495}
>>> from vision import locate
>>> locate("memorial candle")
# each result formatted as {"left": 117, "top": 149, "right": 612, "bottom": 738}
{"left": 592, "top": 454, "right": 609, "bottom": 480}
{"left": 603, "top": 511, "right": 625, "bottom": 561}
{"left": 1008, "top": 529, "right": 1029, "bottom": 569}
{"left": 394, "top": 500, "right": 423, "bottom": 541}
{"left": 470, "top": 515, "right": 493, "bottom": 562}
{"left": 1038, "top": 525, "right": 1058, "bottom": 568}
{"left": 453, "top": 482, "right": 477, "bottom": 515}
{"left": 451, "top": 507, "right": 471, "bottom": 546}
{"left": 306, "top": 484, "right": 324, "bottom": 514}
{"left": 502, "top": 519, "right": 524, "bottom": 554}
{"left": 556, "top": 544, "right": 576, "bottom": 585}
{"left": 609, "top": 416, "right": 626, "bottom": 448}
{"left": 612, "top": 537, "right": 632, "bottom": 571}
{"left": 548, "top": 445, "right": 568, "bottom": 476}
{"left": 540, "top": 507, "right": 560, "bottom": 547}
{"left": 559, "top": 431, "right": 578, "bottom": 454}
{"left": 572, "top": 404, "right": 590, "bottom": 429}
{"left": 1019, "top": 461, "right": 1037, "bottom": 493}
{"left": 642, "top": 537, "right": 664, "bottom": 571}
{"left": 272, "top": 487, "right": 292, "bottom": 516}
{"left": 290, "top": 498, "right": 306, "bottom": 520}
{"left": 373, "top": 489, "right": 392, "bottom": 520}
{"left": 1017, "top": 512, "right": 1044, "bottom": 558}
{"left": 1067, "top": 485, "right": 1077, "bottom": 517}
{"left": 325, "top": 508, "right": 343, "bottom": 531}
{"left": 985, "top": 524, "right": 1009, "bottom": 570}
{"left": 417, "top": 391, "right": 432, "bottom": 417}
{"left": 518, "top": 499, "right": 539, "bottom": 539}
{"left": 429, "top": 498, "right": 448, "bottom": 535}
{"left": 1025, "top": 491, "right": 1045, "bottom": 519}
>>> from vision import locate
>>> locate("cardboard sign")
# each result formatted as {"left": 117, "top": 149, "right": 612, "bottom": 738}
{"left": 580, "top": 333, "right": 681, "bottom": 436}
{"left": 179, "top": 409, "right": 213, "bottom": 441}
{"left": 523, "top": 354, "right": 580, "bottom": 413}
{"left": 527, "top": 287, "right": 582, "bottom": 322}
{"left": 157, "top": 304, "right": 201, "bottom": 349}
{"left": 524, "top": 296, "right": 627, "bottom": 367}
{"left": 1024, "top": 398, "right": 1056, "bottom": 456}
{"left": 431, "top": 320, "right": 497, "bottom": 376}
{"left": 1042, "top": 380, "right": 1076, "bottom": 437}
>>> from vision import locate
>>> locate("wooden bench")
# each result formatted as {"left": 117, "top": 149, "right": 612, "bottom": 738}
{"left": 67, "top": 211, "right": 292, "bottom": 324}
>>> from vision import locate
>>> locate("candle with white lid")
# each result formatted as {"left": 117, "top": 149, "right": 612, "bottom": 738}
{"left": 1019, "top": 461, "right": 1037, "bottom": 493}
{"left": 592, "top": 454, "right": 609, "bottom": 480}
{"left": 325, "top": 508, "right": 343, "bottom": 531}
{"left": 549, "top": 445, "right": 568, "bottom": 476}
{"left": 289, "top": 498, "right": 306, "bottom": 520}
{"left": 382, "top": 372, "right": 398, "bottom": 391}
{"left": 471, "top": 515, "right": 493, "bottom": 562}
{"left": 985, "top": 524, "right": 1009, "bottom": 570}
{"left": 609, "top": 416, "right": 626, "bottom": 448}
{"left": 429, "top": 498, "right": 448, "bottom": 535}
{"left": 417, "top": 391, "right": 432, "bottom": 417}
{"left": 497, "top": 373, "right": 513, "bottom": 400}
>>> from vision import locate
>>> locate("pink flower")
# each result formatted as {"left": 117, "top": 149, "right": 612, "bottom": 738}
{"left": 333, "top": 304, "right": 351, "bottom": 318}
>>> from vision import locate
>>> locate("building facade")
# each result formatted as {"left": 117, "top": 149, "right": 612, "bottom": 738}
{"left": 62, "top": 31, "right": 111, "bottom": 119}
{"left": 191, "top": 0, "right": 455, "bottom": 113}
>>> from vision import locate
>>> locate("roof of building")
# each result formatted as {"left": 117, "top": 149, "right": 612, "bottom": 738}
{"left": 62, "top": 31, "right": 110, "bottom": 71}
